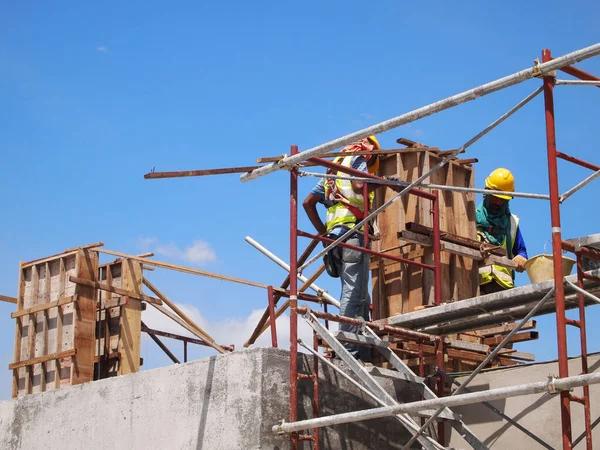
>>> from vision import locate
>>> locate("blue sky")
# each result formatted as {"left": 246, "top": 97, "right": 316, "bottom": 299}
{"left": 1, "top": 2, "right": 599, "bottom": 400}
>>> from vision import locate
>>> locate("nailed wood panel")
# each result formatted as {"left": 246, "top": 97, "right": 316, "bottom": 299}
{"left": 371, "top": 151, "right": 478, "bottom": 319}
{"left": 11, "top": 251, "right": 97, "bottom": 398}
{"left": 118, "top": 259, "right": 142, "bottom": 375}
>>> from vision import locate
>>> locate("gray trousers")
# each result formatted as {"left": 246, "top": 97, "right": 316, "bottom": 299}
{"left": 330, "top": 233, "right": 371, "bottom": 360}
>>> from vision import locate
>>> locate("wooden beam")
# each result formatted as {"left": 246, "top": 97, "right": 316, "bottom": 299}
{"left": 484, "top": 331, "right": 540, "bottom": 346}
{"left": 475, "top": 320, "right": 537, "bottom": 337}
{"left": 12, "top": 295, "right": 77, "bottom": 318}
{"left": 118, "top": 259, "right": 143, "bottom": 376}
{"left": 22, "top": 242, "right": 104, "bottom": 268}
{"left": 92, "top": 248, "right": 268, "bottom": 289}
{"left": 147, "top": 302, "right": 228, "bottom": 354}
{"left": 405, "top": 222, "right": 506, "bottom": 256}
{"left": 0, "top": 294, "right": 18, "bottom": 304}
{"left": 68, "top": 276, "right": 163, "bottom": 306}
{"left": 398, "top": 231, "right": 516, "bottom": 269}
{"left": 442, "top": 242, "right": 518, "bottom": 270}
{"left": 9, "top": 349, "right": 76, "bottom": 370}
{"left": 144, "top": 166, "right": 261, "bottom": 179}
{"left": 142, "top": 278, "right": 218, "bottom": 346}
{"left": 455, "top": 158, "right": 479, "bottom": 165}
{"left": 256, "top": 148, "right": 442, "bottom": 163}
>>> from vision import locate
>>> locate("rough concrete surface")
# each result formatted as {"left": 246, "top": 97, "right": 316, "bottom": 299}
{"left": 4, "top": 345, "right": 594, "bottom": 449}
{"left": 448, "top": 354, "right": 600, "bottom": 449}
{"left": 0, "top": 348, "right": 420, "bottom": 450}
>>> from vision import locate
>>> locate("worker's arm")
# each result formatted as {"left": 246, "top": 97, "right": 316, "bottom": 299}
{"left": 512, "top": 227, "right": 528, "bottom": 272}
{"left": 302, "top": 193, "right": 327, "bottom": 236}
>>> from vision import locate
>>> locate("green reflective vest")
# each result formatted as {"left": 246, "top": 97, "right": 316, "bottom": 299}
{"left": 478, "top": 214, "right": 519, "bottom": 290}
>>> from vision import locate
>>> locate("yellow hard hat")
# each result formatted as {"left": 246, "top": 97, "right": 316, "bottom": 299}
{"left": 485, "top": 168, "right": 515, "bottom": 200}
{"left": 367, "top": 135, "right": 380, "bottom": 150}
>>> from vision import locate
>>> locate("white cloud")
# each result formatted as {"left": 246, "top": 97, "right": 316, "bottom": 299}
{"left": 142, "top": 301, "right": 323, "bottom": 353}
{"left": 96, "top": 46, "right": 111, "bottom": 55}
{"left": 137, "top": 237, "right": 216, "bottom": 266}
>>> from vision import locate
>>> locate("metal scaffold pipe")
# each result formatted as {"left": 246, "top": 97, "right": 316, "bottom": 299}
{"left": 555, "top": 79, "right": 600, "bottom": 86}
{"left": 245, "top": 236, "right": 341, "bottom": 308}
{"left": 242, "top": 43, "right": 600, "bottom": 182}
{"left": 273, "top": 372, "right": 600, "bottom": 435}
{"left": 298, "top": 171, "right": 551, "bottom": 200}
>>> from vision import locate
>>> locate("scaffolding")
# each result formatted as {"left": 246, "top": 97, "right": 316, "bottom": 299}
{"left": 238, "top": 45, "right": 600, "bottom": 449}
{"left": 138, "top": 44, "right": 600, "bottom": 449}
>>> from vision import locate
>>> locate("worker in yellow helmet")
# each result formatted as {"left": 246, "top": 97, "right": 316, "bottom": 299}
{"left": 477, "top": 168, "right": 528, "bottom": 294}
{"left": 303, "top": 135, "right": 396, "bottom": 361}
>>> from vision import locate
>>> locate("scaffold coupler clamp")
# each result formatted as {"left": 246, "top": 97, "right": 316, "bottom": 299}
{"left": 547, "top": 375, "right": 559, "bottom": 394}
{"left": 357, "top": 316, "right": 367, "bottom": 334}
{"left": 316, "top": 289, "right": 325, "bottom": 304}
{"left": 275, "top": 419, "right": 287, "bottom": 435}
{"left": 277, "top": 154, "right": 299, "bottom": 171}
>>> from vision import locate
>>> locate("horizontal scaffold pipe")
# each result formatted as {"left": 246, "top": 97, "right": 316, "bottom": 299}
{"left": 242, "top": 43, "right": 600, "bottom": 182}
{"left": 273, "top": 372, "right": 600, "bottom": 434}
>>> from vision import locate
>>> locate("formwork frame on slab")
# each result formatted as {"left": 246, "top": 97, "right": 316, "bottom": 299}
{"left": 272, "top": 46, "right": 600, "bottom": 450}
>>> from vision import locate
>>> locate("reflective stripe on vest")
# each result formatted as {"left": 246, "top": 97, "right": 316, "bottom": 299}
{"left": 479, "top": 214, "right": 519, "bottom": 290}
{"left": 324, "top": 155, "right": 375, "bottom": 232}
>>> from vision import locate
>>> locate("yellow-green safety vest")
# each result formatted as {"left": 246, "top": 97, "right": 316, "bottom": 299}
{"left": 478, "top": 214, "right": 519, "bottom": 289}
{"left": 324, "top": 155, "right": 375, "bottom": 232}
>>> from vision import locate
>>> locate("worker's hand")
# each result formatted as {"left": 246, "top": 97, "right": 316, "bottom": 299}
{"left": 513, "top": 255, "right": 527, "bottom": 273}
{"left": 385, "top": 176, "right": 403, "bottom": 193}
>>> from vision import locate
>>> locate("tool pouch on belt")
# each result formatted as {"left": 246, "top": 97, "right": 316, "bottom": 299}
{"left": 323, "top": 245, "right": 342, "bottom": 278}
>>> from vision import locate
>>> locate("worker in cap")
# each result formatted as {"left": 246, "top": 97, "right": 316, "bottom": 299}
{"left": 477, "top": 168, "right": 528, "bottom": 294}
{"left": 303, "top": 135, "right": 397, "bottom": 361}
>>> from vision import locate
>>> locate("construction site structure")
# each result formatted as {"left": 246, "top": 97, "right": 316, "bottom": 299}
{"left": 2, "top": 43, "right": 600, "bottom": 450}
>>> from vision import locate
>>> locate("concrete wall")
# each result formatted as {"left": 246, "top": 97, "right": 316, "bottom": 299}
{"left": 448, "top": 354, "right": 600, "bottom": 449}
{"left": 3, "top": 345, "right": 596, "bottom": 450}
{"left": 0, "top": 348, "right": 416, "bottom": 450}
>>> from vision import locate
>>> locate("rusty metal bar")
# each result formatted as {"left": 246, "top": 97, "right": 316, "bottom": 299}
{"left": 289, "top": 144, "right": 300, "bottom": 450}
{"left": 144, "top": 165, "right": 261, "bottom": 179}
{"left": 295, "top": 306, "right": 437, "bottom": 343}
{"left": 267, "top": 286, "right": 278, "bottom": 348}
{"left": 297, "top": 230, "right": 436, "bottom": 271}
{"left": 556, "top": 151, "right": 600, "bottom": 172}
{"left": 543, "top": 48, "right": 572, "bottom": 450}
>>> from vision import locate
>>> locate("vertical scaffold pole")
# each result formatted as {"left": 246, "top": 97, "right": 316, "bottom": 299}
{"left": 289, "top": 144, "right": 300, "bottom": 449}
{"left": 576, "top": 253, "right": 593, "bottom": 450}
{"left": 542, "top": 48, "right": 572, "bottom": 449}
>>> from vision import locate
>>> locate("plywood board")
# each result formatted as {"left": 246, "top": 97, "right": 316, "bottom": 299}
{"left": 11, "top": 250, "right": 98, "bottom": 397}
{"left": 371, "top": 150, "right": 478, "bottom": 319}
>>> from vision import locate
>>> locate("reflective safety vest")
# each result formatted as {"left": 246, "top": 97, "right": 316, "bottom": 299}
{"left": 324, "top": 155, "right": 375, "bottom": 232}
{"left": 478, "top": 214, "right": 519, "bottom": 290}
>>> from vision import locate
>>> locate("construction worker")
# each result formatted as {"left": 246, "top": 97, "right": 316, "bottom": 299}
{"left": 303, "top": 136, "right": 392, "bottom": 361}
{"left": 477, "top": 168, "right": 528, "bottom": 295}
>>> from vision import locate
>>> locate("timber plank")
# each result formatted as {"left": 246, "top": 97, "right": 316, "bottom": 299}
{"left": 10, "top": 350, "right": 76, "bottom": 370}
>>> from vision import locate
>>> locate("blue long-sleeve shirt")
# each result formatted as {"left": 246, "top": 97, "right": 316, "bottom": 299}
{"left": 513, "top": 227, "right": 528, "bottom": 259}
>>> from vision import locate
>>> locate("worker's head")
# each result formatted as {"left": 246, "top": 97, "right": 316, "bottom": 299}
{"left": 484, "top": 168, "right": 514, "bottom": 213}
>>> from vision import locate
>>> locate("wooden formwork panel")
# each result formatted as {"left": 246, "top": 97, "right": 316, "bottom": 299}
{"left": 371, "top": 151, "right": 479, "bottom": 319}
{"left": 11, "top": 249, "right": 98, "bottom": 398}
{"left": 96, "top": 259, "right": 142, "bottom": 378}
